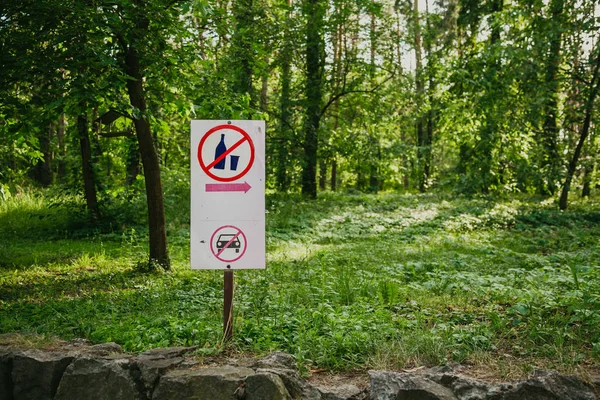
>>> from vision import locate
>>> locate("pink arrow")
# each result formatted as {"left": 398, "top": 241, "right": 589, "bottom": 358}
{"left": 205, "top": 181, "right": 251, "bottom": 193}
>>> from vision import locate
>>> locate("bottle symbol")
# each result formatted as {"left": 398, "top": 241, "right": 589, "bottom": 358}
{"left": 214, "top": 134, "right": 227, "bottom": 170}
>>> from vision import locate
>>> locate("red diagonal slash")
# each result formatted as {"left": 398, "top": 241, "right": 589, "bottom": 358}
{"left": 206, "top": 137, "right": 248, "bottom": 171}
{"left": 216, "top": 230, "right": 242, "bottom": 258}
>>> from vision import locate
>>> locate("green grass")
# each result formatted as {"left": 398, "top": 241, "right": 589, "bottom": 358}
{"left": 1, "top": 184, "right": 599, "bottom": 376}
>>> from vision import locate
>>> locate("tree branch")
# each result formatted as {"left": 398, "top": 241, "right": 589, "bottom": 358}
{"left": 320, "top": 70, "right": 396, "bottom": 117}
{"left": 99, "top": 130, "right": 133, "bottom": 138}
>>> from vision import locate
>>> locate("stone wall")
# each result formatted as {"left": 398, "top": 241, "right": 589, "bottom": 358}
{"left": 0, "top": 343, "right": 597, "bottom": 400}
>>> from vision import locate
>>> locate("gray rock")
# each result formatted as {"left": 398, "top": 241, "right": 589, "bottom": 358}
{"left": 370, "top": 371, "right": 408, "bottom": 400}
{"left": 86, "top": 342, "right": 123, "bottom": 356}
{"left": 426, "top": 369, "right": 598, "bottom": 400}
{"left": 245, "top": 372, "right": 292, "bottom": 400}
{"left": 534, "top": 370, "right": 597, "bottom": 400}
{"left": 256, "top": 367, "right": 322, "bottom": 400}
{"left": 134, "top": 355, "right": 184, "bottom": 398}
{"left": 12, "top": 350, "right": 74, "bottom": 400}
{"left": 139, "top": 346, "right": 197, "bottom": 359}
{"left": 2, "top": 346, "right": 597, "bottom": 400}
{"left": 395, "top": 375, "right": 458, "bottom": 400}
{"left": 493, "top": 370, "right": 597, "bottom": 400}
{"left": 0, "top": 350, "right": 13, "bottom": 400}
{"left": 179, "top": 359, "right": 200, "bottom": 369}
{"left": 152, "top": 366, "right": 254, "bottom": 400}
{"left": 370, "top": 371, "right": 458, "bottom": 400}
{"left": 591, "top": 375, "right": 600, "bottom": 393}
{"left": 54, "top": 357, "right": 143, "bottom": 400}
{"left": 254, "top": 352, "right": 298, "bottom": 371}
{"left": 427, "top": 373, "right": 491, "bottom": 400}
{"left": 316, "top": 383, "right": 367, "bottom": 400}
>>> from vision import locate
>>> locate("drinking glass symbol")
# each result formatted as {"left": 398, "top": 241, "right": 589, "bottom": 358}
{"left": 214, "top": 134, "right": 227, "bottom": 170}
{"left": 230, "top": 155, "right": 240, "bottom": 171}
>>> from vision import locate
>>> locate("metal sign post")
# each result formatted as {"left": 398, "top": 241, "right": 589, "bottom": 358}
{"left": 191, "top": 120, "right": 265, "bottom": 342}
{"left": 224, "top": 267, "right": 234, "bottom": 342}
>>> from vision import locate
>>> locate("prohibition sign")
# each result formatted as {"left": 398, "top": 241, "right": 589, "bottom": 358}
{"left": 198, "top": 124, "right": 255, "bottom": 182}
{"left": 210, "top": 225, "right": 248, "bottom": 263}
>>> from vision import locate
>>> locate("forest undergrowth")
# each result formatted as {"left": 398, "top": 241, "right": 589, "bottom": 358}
{"left": 1, "top": 183, "right": 599, "bottom": 378}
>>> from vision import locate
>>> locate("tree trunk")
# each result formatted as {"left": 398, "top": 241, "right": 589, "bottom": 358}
{"left": 92, "top": 107, "right": 102, "bottom": 164}
{"left": 260, "top": 56, "right": 269, "bottom": 112}
{"left": 319, "top": 158, "right": 327, "bottom": 190}
{"left": 538, "top": 0, "right": 564, "bottom": 195}
{"left": 395, "top": 8, "right": 403, "bottom": 75}
{"left": 423, "top": 0, "right": 434, "bottom": 190}
{"left": 78, "top": 111, "right": 100, "bottom": 220}
{"left": 414, "top": 0, "right": 426, "bottom": 192}
{"left": 331, "top": 159, "right": 337, "bottom": 191}
{"left": 368, "top": 135, "right": 380, "bottom": 193}
{"left": 368, "top": 3, "right": 379, "bottom": 193}
{"left": 56, "top": 114, "right": 67, "bottom": 181}
{"left": 581, "top": 162, "right": 592, "bottom": 198}
{"left": 478, "top": 0, "right": 503, "bottom": 194}
{"left": 401, "top": 130, "right": 410, "bottom": 190}
{"left": 276, "top": 0, "right": 293, "bottom": 192}
{"left": 91, "top": 108, "right": 103, "bottom": 192}
{"left": 126, "top": 135, "right": 141, "bottom": 186}
{"left": 301, "top": 0, "right": 324, "bottom": 199}
{"left": 232, "top": 0, "right": 254, "bottom": 101}
{"left": 34, "top": 122, "right": 53, "bottom": 186}
{"left": 425, "top": 110, "right": 433, "bottom": 186}
{"left": 356, "top": 166, "right": 365, "bottom": 190}
{"left": 125, "top": 44, "right": 170, "bottom": 269}
{"left": 329, "top": 2, "right": 342, "bottom": 194}
{"left": 559, "top": 38, "right": 600, "bottom": 210}
{"left": 369, "top": 155, "right": 379, "bottom": 193}
{"left": 394, "top": 6, "right": 410, "bottom": 189}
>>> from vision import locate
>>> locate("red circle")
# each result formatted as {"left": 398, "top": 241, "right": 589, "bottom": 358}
{"left": 198, "top": 124, "right": 255, "bottom": 182}
{"left": 210, "top": 225, "right": 247, "bottom": 263}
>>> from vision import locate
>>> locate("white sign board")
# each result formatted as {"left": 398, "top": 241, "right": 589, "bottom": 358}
{"left": 190, "top": 120, "right": 265, "bottom": 269}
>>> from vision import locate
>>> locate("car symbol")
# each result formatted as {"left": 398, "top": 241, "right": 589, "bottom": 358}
{"left": 216, "top": 234, "right": 241, "bottom": 253}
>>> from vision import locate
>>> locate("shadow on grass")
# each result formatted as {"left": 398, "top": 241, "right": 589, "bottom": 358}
{"left": 0, "top": 237, "right": 129, "bottom": 271}
{"left": 0, "top": 268, "right": 151, "bottom": 303}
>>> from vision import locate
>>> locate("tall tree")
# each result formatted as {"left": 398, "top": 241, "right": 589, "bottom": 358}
{"left": 474, "top": 0, "right": 503, "bottom": 193}
{"left": 537, "top": 0, "right": 565, "bottom": 195}
{"left": 276, "top": 0, "right": 295, "bottom": 192}
{"left": 33, "top": 121, "right": 54, "bottom": 187}
{"left": 559, "top": 36, "right": 600, "bottom": 210}
{"left": 113, "top": 1, "right": 172, "bottom": 268}
{"left": 413, "top": 0, "right": 428, "bottom": 192}
{"left": 301, "top": 0, "right": 325, "bottom": 198}
{"left": 232, "top": 0, "right": 255, "bottom": 101}
{"left": 78, "top": 111, "right": 100, "bottom": 220}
